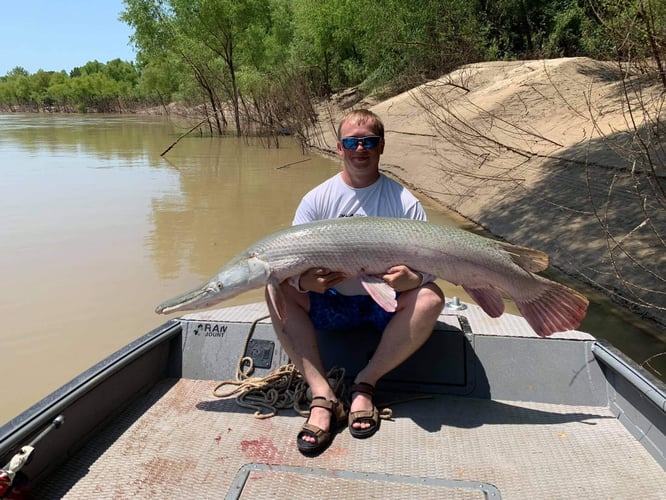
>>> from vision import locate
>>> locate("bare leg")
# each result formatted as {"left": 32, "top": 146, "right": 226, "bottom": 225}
{"left": 350, "top": 283, "right": 445, "bottom": 430}
{"left": 266, "top": 282, "right": 337, "bottom": 444}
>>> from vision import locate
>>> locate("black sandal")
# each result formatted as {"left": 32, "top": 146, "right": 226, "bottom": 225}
{"left": 348, "top": 382, "right": 380, "bottom": 439}
{"left": 297, "top": 397, "right": 346, "bottom": 454}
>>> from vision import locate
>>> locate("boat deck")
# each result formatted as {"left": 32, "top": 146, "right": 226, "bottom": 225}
{"left": 34, "top": 377, "right": 664, "bottom": 499}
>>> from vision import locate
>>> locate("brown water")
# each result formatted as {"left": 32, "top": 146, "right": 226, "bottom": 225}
{"left": 1, "top": 114, "right": 664, "bottom": 425}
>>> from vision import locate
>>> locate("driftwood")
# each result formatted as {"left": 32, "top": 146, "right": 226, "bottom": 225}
{"left": 160, "top": 118, "right": 208, "bottom": 157}
{"left": 275, "top": 158, "right": 311, "bottom": 170}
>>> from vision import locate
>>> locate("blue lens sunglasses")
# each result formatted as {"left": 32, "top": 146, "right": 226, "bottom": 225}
{"left": 340, "top": 136, "right": 382, "bottom": 150}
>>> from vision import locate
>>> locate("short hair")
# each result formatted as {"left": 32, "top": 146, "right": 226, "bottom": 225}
{"left": 337, "top": 109, "right": 384, "bottom": 139}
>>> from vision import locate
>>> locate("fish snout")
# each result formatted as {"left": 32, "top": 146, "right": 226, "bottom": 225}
{"left": 155, "top": 280, "right": 224, "bottom": 315}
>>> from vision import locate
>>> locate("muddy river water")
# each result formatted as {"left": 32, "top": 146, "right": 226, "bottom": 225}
{"left": 1, "top": 114, "right": 663, "bottom": 424}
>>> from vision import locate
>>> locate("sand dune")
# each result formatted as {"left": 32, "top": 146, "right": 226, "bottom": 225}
{"left": 312, "top": 57, "right": 666, "bottom": 327}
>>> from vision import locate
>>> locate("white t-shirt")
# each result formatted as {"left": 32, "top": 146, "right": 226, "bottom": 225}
{"left": 293, "top": 173, "right": 427, "bottom": 224}
{"left": 292, "top": 172, "right": 431, "bottom": 295}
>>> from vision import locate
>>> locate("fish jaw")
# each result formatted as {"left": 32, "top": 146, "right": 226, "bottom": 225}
{"left": 155, "top": 256, "right": 270, "bottom": 314}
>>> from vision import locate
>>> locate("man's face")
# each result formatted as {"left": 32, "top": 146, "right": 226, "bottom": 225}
{"left": 336, "top": 120, "right": 384, "bottom": 173}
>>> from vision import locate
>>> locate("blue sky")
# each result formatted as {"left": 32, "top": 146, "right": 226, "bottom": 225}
{"left": 0, "top": 1, "right": 135, "bottom": 76}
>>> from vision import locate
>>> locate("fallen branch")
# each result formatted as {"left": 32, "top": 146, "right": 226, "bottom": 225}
{"left": 275, "top": 158, "right": 311, "bottom": 170}
{"left": 160, "top": 117, "right": 208, "bottom": 157}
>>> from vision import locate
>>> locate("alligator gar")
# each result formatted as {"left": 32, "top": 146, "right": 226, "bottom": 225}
{"left": 155, "top": 217, "right": 588, "bottom": 336}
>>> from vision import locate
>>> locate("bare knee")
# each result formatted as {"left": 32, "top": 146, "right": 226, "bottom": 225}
{"left": 398, "top": 283, "right": 445, "bottom": 316}
{"left": 420, "top": 283, "right": 445, "bottom": 314}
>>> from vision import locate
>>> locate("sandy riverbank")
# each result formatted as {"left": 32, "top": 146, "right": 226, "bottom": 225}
{"left": 308, "top": 57, "right": 666, "bottom": 329}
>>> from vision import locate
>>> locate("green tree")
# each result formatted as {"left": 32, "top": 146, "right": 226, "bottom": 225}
{"left": 6, "top": 66, "right": 29, "bottom": 78}
{"left": 136, "top": 55, "right": 187, "bottom": 110}
{"left": 364, "top": 0, "right": 486, "bottom": 91}
{"left": 171, "top": 0, "right": 271, "bottom": 134}
{"left": 123, "top": 0, "right": 223, "bottom": 131}
{"left": 46, "top": 73, "right": 74, "bottom": 111}
{"left": 588, "top": 0, "right": 666, "bottom": 87}
{"left": 104, "top": 58, "right": 140, "bottom": 85}
{"left": 122, "top": 0, "right": 277, "bottom": 134}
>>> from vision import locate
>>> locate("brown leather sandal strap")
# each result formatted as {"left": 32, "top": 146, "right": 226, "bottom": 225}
{"left": 309, "top": 396, "right": 335, "bottom": 412}
{"left": 349, "top": 408, "right": 378, "bottom": 421}
{"left": 350, "top": 382, "right": 375, "bottom": 397}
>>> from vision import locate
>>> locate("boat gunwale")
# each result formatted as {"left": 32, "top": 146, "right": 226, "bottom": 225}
{"left": 592, "top": 340, "right": 666, "bottom": 411}
{"left": 0, "top": 319, "right": 182, "bottom": 457}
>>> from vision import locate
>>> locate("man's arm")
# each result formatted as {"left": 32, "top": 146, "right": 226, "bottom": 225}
{"left": 380, "top": 265, "right": 426, "bottom": 292}
{"left": 289, "top": 268, "right": 348, "bottom": 293}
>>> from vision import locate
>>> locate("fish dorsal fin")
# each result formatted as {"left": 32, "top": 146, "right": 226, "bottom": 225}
{"left": 499, "top": 242, "right": 549, "bottom": 273}
{"left": 360, "top": 274, "right": 397, "bottom": 313}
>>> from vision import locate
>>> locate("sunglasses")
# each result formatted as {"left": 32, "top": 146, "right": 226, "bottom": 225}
{"left": 340, "top": 136, "right": 382, "bottom": 150}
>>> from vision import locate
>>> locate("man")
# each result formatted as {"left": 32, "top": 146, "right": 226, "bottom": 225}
{"left": 267, "top": 109, "right": 445, "bottom": 453}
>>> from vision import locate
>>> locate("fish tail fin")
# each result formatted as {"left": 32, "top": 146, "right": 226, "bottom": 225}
{"left": 500, "top": 242, "right": 549, "bottom": 273}
{"left": 515, "top": 277, "right": 589, "bottom": 337}
{"left": 462, "top": 285, "right": 505, "bottom": 318}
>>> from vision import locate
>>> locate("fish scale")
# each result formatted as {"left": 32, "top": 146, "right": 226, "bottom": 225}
{"left": 252, "top": 219, "right": 496, "bottom": 278}
{"left": 156, "top": 217, "right": 588, "bottom": 336}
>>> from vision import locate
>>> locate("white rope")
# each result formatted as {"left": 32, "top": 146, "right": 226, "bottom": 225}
{"left": 2, "top": 445, "right": 34, "bottom": 483}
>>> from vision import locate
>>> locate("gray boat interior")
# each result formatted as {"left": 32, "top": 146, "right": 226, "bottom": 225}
{"left": 1, "top": 302, "right": 665, "bottom": 498}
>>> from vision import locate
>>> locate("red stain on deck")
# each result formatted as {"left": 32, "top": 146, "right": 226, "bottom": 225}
{"left": 240, "top": 437, "right": 280, "bottom": 462}
{"left": 213, "top": 427, "right": 232, "bottom": 445}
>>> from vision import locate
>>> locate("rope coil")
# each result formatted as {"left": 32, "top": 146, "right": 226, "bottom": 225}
{"left": 213, "top": 360, "right": 346, "bottom": 419}
{"left": 211, "top": 313, "right": 348, "bottom": 418}
{"left": 209, "top": 314, "right": 422, "bottom": 420}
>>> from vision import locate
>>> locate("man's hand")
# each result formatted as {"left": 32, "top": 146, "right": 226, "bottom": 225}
{"left": 379, "top": 265, "right": 423, "bottom": 292}
{"left": 299, "top": 268, "right": 348, "bottom": 293}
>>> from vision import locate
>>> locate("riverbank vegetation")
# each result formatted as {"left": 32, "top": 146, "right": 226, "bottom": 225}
{"left": 1, "top": 1, "right": 664, "bottom": 125}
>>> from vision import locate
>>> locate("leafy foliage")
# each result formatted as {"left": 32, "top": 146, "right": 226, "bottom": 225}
{"left": 0, "top": 59, "right": 142, "bottom": 112}
{"left": 1, "top": 0, "right": 664, "bottom": 115}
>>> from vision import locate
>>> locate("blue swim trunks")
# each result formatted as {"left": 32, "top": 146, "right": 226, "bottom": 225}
{"left": 308, "top": 288, "right": 395, "bottom": 333}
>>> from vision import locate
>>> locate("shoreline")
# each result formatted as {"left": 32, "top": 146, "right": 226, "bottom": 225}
{"left": 308, "top": 58, "right": 666, "bottom": 332}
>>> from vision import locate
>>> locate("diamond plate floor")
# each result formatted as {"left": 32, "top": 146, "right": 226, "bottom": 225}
{"left": 33, "top": 378, "right": 665, "bottom": 499}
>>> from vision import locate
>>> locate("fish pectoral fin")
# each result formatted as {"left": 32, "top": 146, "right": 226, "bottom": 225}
{"left": 266, "top": 276, "right": 287, "bottom": 322}
{"left": 462, "top": 285, "right": 505, "bottom": 318}
{"left": 360, "top": 274, "right": 397, "bottom": 313}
